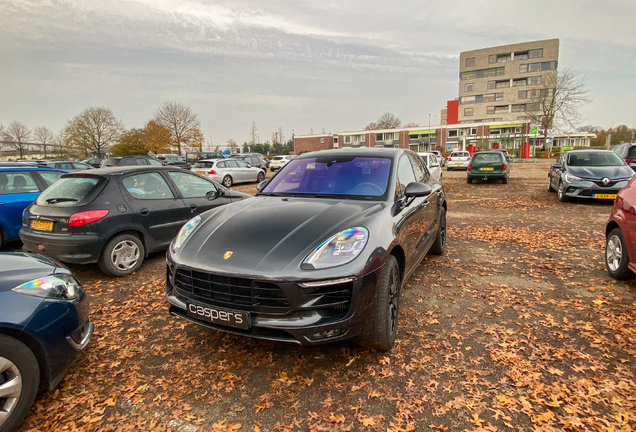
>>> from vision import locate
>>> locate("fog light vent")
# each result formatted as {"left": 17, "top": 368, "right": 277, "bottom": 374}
{"left": 307, "top": 328, "right": 343, "bottom": 341}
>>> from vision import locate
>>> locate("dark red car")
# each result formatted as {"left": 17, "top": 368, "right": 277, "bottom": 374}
{"left": 605, "top": 176, "right": 636, "bottom": 279}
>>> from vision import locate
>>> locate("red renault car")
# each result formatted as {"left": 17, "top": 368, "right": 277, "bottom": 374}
{"left": 605, "top": 176, "right": 636, "bottom": 279}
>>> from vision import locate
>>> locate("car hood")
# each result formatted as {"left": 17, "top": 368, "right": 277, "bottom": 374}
{"left": 568, "top": 165, "right": 634, "bottom": 180}
{"left": 174, "top": 196, "right": 385, "bottom": 277}
{"left": 0, "top": 252, "right": 60, "bottom": 292}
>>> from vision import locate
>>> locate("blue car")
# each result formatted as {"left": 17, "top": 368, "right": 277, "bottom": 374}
{"left": 0, "top": 252, "right": 92, "bottom": 432}
{"left": 0, "top": 167, "right": 67, "bottom": 246}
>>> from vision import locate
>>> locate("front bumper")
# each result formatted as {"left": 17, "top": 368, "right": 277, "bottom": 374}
{"left": 20, "top": 229, "right": 104, "bottom": 264}
{"left": 563, "top": 180, "right": 629, "bottom": 199}
{"left": 165, "top": 260, "right": 381, "bottom": 346}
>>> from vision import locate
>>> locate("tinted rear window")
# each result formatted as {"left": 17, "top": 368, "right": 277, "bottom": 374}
{"left": 627, "top": 147, "right": 636, "bottom": 158}
{"left": 36, "top": 176, "right": 106, "bottom": 206}
{"left": 473, "top": 153, "right": 502, "bottom": 163}
{"left": 193, "top": 162, "right": 213, "bottom": 168}
{"left": 451, "top": 152, "right": 469, "bottom": 157}
{"left": 103, "top": 158, "right": 121, "bottom": 166}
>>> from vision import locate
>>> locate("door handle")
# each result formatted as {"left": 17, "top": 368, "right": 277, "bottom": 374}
{"left": 190, "top": 204, "right": 198, "bottom": 211}
{"left": 139, "top": 208, "right": 149, "bottom": 216}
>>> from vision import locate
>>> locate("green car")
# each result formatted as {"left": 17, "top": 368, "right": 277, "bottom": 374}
{"left": 467, "top": 151, "right": 509, "bottom": 184}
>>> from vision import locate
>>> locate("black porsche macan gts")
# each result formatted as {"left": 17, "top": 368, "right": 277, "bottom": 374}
{"left": 166, "top": 148, "right": 447, "bottom": 350}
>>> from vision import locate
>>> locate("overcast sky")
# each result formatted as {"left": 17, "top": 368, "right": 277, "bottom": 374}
{"left": 1, "top": 0, "right": 635, "bottom": 146}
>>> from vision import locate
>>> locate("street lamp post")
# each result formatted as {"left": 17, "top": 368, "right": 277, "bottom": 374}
{"left": 428, "top": 114, "right": 436, "bottom": 152}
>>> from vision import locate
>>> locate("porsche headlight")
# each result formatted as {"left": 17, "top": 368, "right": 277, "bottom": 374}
{"left": 171, "top": 215, "right": 201, "bottom": 252}
{"left": 565, "top": 173, "right": 582, "bottom": 182}
{"left": 12, "top": 274, "right": 81, "bottom": 299}
{"left": 302, "top": 227, "right": 368, "bottom": 270}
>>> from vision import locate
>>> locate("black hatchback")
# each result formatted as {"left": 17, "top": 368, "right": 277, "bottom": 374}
{"left": 20, "top": 167, "right": 249, "bottom": 276}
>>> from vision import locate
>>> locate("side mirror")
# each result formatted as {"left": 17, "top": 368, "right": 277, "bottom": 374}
{"left": 404, "top": 182, "right": 432, "bottom": 198}
{"left": 257, "top": 180, "right": 268, "bottom": 192}
{"left": 551, "top": 163, "right": 561, "bottom": 169}
{"left": 206, "top": 189, "right": 221, "bottom": 200}
{"left": 431, "top": 162, "right": 440, "bottom": 168}
{"left": 245, "top": 163, "right": 252, "bottom": 168}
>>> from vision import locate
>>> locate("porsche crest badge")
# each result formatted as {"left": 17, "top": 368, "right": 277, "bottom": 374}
{"left": 223, "top": 251, "right": 233, "bottom": 260}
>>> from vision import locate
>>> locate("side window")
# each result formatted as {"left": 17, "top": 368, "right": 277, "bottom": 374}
{"left": 226, "top": 160, "right": 239, "bottom": 168}
{"left": 122, "top": 172, "right": 174, "bottom": 200}
{"left": 250, "top": 157, "right": 259, "bottom": 165}
{"left": 123, "top": 158, "right": 135, "bottom": 166}
{"left": 148, "top": 159, "right": 163, "bottom": 166}
{"left": 409, "top": 154, "right": 429, "bottom": 183}
{"left": 73, "top": 163, "right": 89, "bottom": 170}
{"left": 396, "top": 155, "right": 417, "bottom": 196}
{"left": 135, "top": 158, "right": 148, "bottom": 165}
{"left": 168, "top": 171, "right": 217, "bottom": 198}
{"left": 217, "top": 161, "right": 226, "bottom": 169}
{"left": 0, "top": 171, "right": 40, "bottom": 195}
{"left": 38, "top": 171, "right": 66, "bottom": 187}
{"left": 234, "top": 160, "right": 247, "bottom": 168}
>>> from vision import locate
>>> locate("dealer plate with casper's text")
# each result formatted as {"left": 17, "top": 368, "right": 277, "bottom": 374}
{"left": 593, "top": 194, "right": 617, "bottom": 199}
{"left": 186, "top": 302, "right": 250, "bottom": 330}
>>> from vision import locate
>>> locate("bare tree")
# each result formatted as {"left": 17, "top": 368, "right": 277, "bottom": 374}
{"left": 63, "top": 107, "right": 123, "bottom": 158}
{"left": 3, "top": 122, "right": 32, "bottom": 158}
{"left": 227, "top": 138, "right": 237, "bottom": 154}
{"left": 34, "top": 126, "right": 55, "bottom": 158}
{"left": 271, "top": 131, "right": 279, "bottom": 145}
{"left": 277, "top": 126, "right": 284, "bottom": 145}
{"left": 524, "top": 68, "right": 590, "bottom": 144}
{"left": 365, "top": 112, "right": 401, "bottom": 130}
{"left": 154, "top": 101, "right": 203, "bottom": 154}
{"left": 249, "top": 122, "right": 258, "bottom": 146}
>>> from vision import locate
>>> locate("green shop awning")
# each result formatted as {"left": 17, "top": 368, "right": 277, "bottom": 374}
{"left": 489, "top": 124, "right": 522, "bottom": 129}
{"left": 408, "top": 129, "right": 435, "bottom": 136}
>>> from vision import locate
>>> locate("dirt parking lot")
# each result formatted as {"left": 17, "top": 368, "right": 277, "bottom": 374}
{"left": 17, "top": 160, "right": 636, "bottom": 432}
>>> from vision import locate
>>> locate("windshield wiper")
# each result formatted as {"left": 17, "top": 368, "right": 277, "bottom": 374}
{"left": 45, "top": 197, "right": 79, "bottom": 203}
{"left": 257, "top": 192, "right": 286, "bottom": 197}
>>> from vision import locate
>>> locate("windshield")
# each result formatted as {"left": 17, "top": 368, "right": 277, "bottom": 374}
{"left": 473, "top": 153, "right": 503, "bottom": 163}
{"left": 260, "top": 156, "right": 392, "bottom": 200}
{"left": 36, "top": 176, "right": 105, "bottom": 206}
{"left": 568, "top": 152, "right": 624, "bottom": 167}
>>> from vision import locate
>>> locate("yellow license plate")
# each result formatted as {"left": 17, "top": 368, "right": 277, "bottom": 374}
{"left": 593, "top": 194, "right": 617, "bottom": 199}
{"left": 31, "top": 220, "right": 53, "bottom": 231}
{"left": 480, "top": 167, "right": 494, "bottom": 171}
{"left": 196, "top": 171, "right": 205, "bottom": 175}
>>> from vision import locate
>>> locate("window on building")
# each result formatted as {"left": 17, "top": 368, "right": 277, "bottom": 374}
{"left": 495, "top": 80, "right": 510, "bottom": 89}
{"left": 375, "top": 133, "right": 382, "bottom": 141}
{"left": 528, "top": 49, "right": 543, "bottom": 58}
{"left": 487, "top": 81, "right": 496, "bottom": 89}
{"left": 483, "top": 93, "right": 495, "bottom": 103}
{"left": 513, "top": 78, "right": 527, "bottom": 87}
{"left": 470, "top": 128, "right": 478, "bottom": 135}
{"left": 464, "top": 107, "right": 474, "bottom": 116}
{"left": 460, "top": 95, "right": 476, "bottom": 104}
{"left": 540, "top": 88, "right": 555, "bottom": 98}
{"left": 494, "top": 93, "right": 503, "bottom": 102}
{"left": 494, "top": 105, "right": 508, "bottom": 113}
{"left": 526, "top": 103, "right": 540, "bottom": 112}
{"left": 514, "top": 52, "right": 528, "bottom": 60}
{"left": 511, "top": 104, "right": 526, "bottom": 113}
{"left": 320, "top": 138, "right": 325, "bottom": 143}
{"left": 483, "top": 68, "right": 498, "bottom": 77}
{"left": 344, "top": 135, "right": 351, "bottom": 143}
{"left": 497, "top": 54, "right": 511, "bottom": 62}
{"left": 448, "top": 130, "right": 458, "bottom": 137}
{"left": 465, "top": 83, "right": 474, "bottom": 92}
{"left": 487, "top": 106, "right": 495, "bottom": 115}
{"left": 461, "top": 71, "right": 476, "bottom": 80}
{"left": 465, "top": 57, "right": 475, "bottom": 67}
{"left": 490, "top": 129, "right": 501, "bottom": 135}
{"left": 518, "top": 90, "right": 528, "bottom": 99}
{"left": 520, "top": 62, "right": 556, "bottom": 73}
{"left": 528, "top": 76, "right": 542, "bottom": 85}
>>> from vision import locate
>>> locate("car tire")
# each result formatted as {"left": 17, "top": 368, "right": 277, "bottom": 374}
{"left": 547, "top": 176, "right": 555, "bottom": 192}
{"left": 222, "top": 176, "right": 233, "bottom": 187}
{"left": 557, "top": 181, "right": 569, "bottom": 202}
{"left": 365, "top": 255, "right": 401, "bottom": 351}
{"left": 257, "top": 171, "right": 265, "bottom": 182}
{"left": 606, "top": 228, "right": 633, "bottom": 280}
{"left": 429, "top": 207, "right": 446, "bottom": 255}
{"left": 467, "top": 177, "right": 472, "bottom": 184}
{"left": 98, "top": 233, "right": 145, "bottom": 277}
{"left": 502, "top": 177, "right": 508, "bottom": 184}
{"left": 0, "top": 335, "right": 40, "bottom": 432}
{"left": 446, "top": 167, "right": 451, "bottom": 172}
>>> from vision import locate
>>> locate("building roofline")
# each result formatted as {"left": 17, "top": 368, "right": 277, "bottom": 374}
{"left": 460, "top": 38, "right": 559, "bottom": 56}
{"left": 293, "top": 134, "right": 333, "bottom": 139}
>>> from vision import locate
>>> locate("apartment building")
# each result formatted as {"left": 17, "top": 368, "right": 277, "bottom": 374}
{"left": 458, "top": 39, "right": 559, "bottom": 125}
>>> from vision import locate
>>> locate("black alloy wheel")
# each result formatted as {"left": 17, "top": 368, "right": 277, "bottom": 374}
{"left": 430, "top": 208, "right": 446, "bottom": 255}
{"left": 222, "top": 176, "right": 233, "bottom": 187}
{"left": 467, "top": 177, "right": 472, "bottom": 184}
{"left": 365, "top": 255, "right": 401, "bottom": 351}
{"left": 257, "top": 171, "right": 265, "bottom": 182}
{"left": 547, "top": 175, "right": 555, "bottom": 192}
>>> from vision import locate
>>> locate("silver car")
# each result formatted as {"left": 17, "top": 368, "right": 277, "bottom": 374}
{"left": 417, "top": 152, "right": 443, "bottom": 183}
{"left": 190, "top": 158, "right": 265, "bottom": 187}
